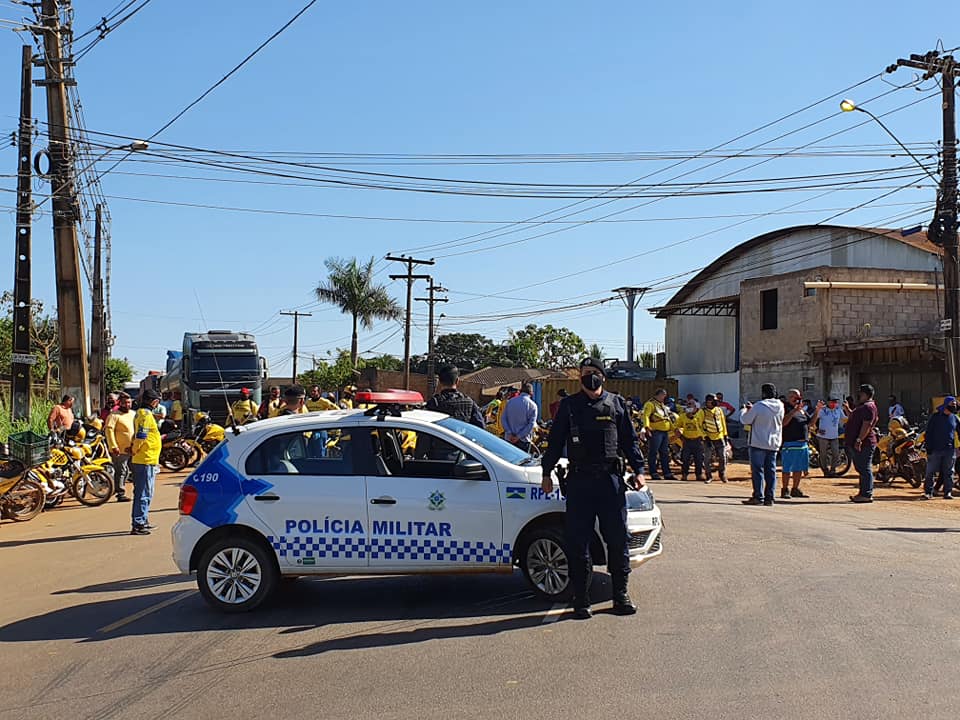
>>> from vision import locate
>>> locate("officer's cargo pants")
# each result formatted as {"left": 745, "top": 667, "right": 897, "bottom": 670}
{"left": 564, "top": 470, "right": 630, "bottom": 604}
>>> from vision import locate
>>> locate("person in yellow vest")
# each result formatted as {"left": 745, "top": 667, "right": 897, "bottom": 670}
{"left": 674, "top": 400, "right": 705, "bottom": 481}
{"left": 229, "top": 388, "right": 259, "bottom": 425}
{"left": 258, "top": 385, "right": 283, "bottom": 419}
{"left": 339, "top": 385, "right": 357, "bottom": 410}
{"left": 131, "top": 389, "right": 162, "bottom": 535}
{"left": 701, "top": 394, "right": 729, "bottom": 483}
{"left": 641, "top": 388, "right": 676, "bottom": 480}
{"left": 170, "top": 392, "right": 184, "bottom": 424}
{"left": 306, "top": 385, "right": 338, "bottom": 412}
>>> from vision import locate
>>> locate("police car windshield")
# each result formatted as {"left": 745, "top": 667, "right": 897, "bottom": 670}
{"left": 436, "top": 418, "right": 536, "bottom": 465}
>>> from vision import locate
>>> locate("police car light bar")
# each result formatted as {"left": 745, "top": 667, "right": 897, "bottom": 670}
{"left": 355, "top": 389, "right": 424, "bottom": 405}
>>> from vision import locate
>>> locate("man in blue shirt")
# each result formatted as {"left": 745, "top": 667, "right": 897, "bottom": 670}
{"left": 812, "top": 395, "right": 847, "bottom": 477}
{"left": 502, "top": 382, "right": 539, "bottom": 452}
{"left": 923, "top": 396, "right": 958, "bottom": 500}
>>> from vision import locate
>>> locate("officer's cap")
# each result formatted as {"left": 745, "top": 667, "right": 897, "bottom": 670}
{"left": 579, "top": 357, "right": 606, "bottom": 376}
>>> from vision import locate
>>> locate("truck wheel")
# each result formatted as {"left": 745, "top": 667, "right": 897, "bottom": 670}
{"left": 519, "top": 525, "right": 580, "bottom": 602}
{"left": 197, "top": 536, "right": 277, "bottom": 613}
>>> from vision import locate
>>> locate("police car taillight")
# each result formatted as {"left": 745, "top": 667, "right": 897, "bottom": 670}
{"left": 179, "top": 484, "right": 199, "bottom": 515}
{"left": 354, "top": 390, "right": 424, "bottom": 405}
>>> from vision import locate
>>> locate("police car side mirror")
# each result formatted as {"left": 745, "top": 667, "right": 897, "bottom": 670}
{"left": 454, "top": 459, "right": 489, "bottom": 481}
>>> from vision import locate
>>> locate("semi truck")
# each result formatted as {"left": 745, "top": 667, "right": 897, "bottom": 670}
{"left": 161, "top": 331, "right": 267, "bottom": 424}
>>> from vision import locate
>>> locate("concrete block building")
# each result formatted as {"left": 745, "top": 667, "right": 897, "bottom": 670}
{"left": 650, "top": 225, "right": 944, "bottom": 418}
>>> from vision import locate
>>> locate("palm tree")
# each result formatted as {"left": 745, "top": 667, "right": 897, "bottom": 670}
{"left": 315, "top": 257, "right": 402, "bottom": 367}
{"left": 589, "top": 343, "right": 605, "bottom": 361}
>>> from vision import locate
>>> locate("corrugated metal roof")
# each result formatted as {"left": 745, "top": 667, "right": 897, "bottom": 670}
{"left": 459, "top": 366, "right": 564, "bottom": 388}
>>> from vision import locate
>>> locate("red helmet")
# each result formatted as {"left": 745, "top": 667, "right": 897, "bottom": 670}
{"left": 240, "top": 388, "right": 251, "bottom": 396}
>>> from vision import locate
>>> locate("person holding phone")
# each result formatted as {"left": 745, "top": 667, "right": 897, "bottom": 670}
{"left": 780, "top": 389, "right": 811, "bottom": 499}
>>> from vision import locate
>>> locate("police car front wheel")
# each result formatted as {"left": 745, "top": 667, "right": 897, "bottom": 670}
{"left": 197, "top": 537, "right": 278, "bottom": 613}
{"left": 519, "top": 526, "right": 574, "bottom": 601}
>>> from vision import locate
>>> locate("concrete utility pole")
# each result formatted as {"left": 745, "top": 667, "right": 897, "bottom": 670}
{"left": 416, "top": 280, "right": 448, "bottom": 395}
{"left": 386, "top": 254, "right": 434, "bottom": 389}
{"left": 38, "top": 0, "right": 90, "bottom": 413}
{"left": 89, "top": 205, "right": 105, "bottom": 409}
{"left": 280, "top": 310, "right": 312, "bottom": 382}
{"left": 613, "top": 287, "right": 649, "bottom": 363}
{"left": 889, "top": 52, "right": 960, "bottom": 391}
{"left": 10, "top": 45, "right": 34, "bottom": 422}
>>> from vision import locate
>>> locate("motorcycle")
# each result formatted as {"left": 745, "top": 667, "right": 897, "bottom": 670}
{"left": 874, "top": 418, "right": 925, "bottom": 488}
{"left": 159, "top": 430, "right": 194, "bottom": 472}
{"left": 179, "top": 413, "right": 226, "bottom": 467}
{"left": 0, "top": 458, "right": 44, "bottom": 522}
{"left": 807, "top": 433, "right": 852, "bottom": 476}
{"left": 28, "top": 435, "right": 115, "bottom": 508}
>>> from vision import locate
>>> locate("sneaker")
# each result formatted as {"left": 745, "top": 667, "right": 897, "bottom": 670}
{"left": 780, "top": 488, "right": 790, "bottom": 499}
{"left": 143, "top": 523, "right": 157, "bottom": 530}
{"left": 945, "top": 494, "right": 954, "bottom": 500}
{"left": 649, "top": 476, "right": 662, "bottom": 481}
{"left": 664, "top": 475, "right": 677, "bottom": 481}
{"left": 763, "top": 499, "right": 775, "bottom": 506}
{"left": 849, "top": 495, "right": 873, "bottom": 504}
{"left": 922, "top": 493, "right": 934, "bottom": 500}
{"left": 116, "top": 494, "right": 131, "bottom": 503}
{"left": 742, "top": 497, "right": 763, "bottom": 505}
{"left": 130, "top": 526, "right": 151, "bottom": 536}
{"left": 611, "top": 595, "right": 638, "bottom": 616}
{"left": 720, "top": 474, "right": 728, "bottom": 483}
{"left": 703, "top": 477, "right": 712, "bottom": 484}
{"left": 790, "top": 488, "right": 809, "bottom": 498}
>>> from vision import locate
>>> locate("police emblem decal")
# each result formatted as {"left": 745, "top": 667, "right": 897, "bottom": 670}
{"left": 505, "top": 486, "right": 526, "bottom": 499}
{"left": 428, "top": 490, "right": 445, "bottom": 511}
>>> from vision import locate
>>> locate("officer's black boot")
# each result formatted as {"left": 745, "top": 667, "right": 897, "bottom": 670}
{"left": 571, "top": 599, "right": 592, "bottom": 620}
{"left": 611, "top": 575, "right": 637, "bottom": 616}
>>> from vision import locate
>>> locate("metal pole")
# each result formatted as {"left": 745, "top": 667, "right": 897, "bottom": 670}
{"left": 90, "top": 204, "right": 104, "bottom": 409}
{"left": 10, "top": 45, "right": 33, "bottom": 422}
{"left": 280, "top": 310, "right": 311, "bottom": 382}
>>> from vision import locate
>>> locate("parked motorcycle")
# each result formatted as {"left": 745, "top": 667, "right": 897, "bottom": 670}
{"left": 0, "top": 458, "right": 44, "bottom": 522}
{"left": 28, "top": 435, "right": 115, "bottom": 508}
{"left": 159, "top": 431, "right": 194, "bottom": 472}
{"left": 874, "top": 418, "right": 925, "bottom": 488}
{"left": 807, "top": 433, "right": 852, "bottom": 476}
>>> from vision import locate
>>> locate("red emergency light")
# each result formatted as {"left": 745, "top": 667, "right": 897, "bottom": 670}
{"left": 354, "top": 389, "right": 424, "bottom": 406}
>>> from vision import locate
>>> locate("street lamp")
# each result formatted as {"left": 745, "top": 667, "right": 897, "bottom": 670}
{"left": 839, "top": 99, "right": 939, "bottom": 183}
{"left": 36, "top": 140, "right": 150, "bottom": 210}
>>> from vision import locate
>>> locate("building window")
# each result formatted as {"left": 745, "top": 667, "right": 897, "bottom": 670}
{"left": 804, "top": 287, "right": 817, "bottom": 297}
{"left": 802, "top": 376, "right": 815, "bottom": 393}
{"left": 761, "top": 288, "right": 778, "bottom": 330}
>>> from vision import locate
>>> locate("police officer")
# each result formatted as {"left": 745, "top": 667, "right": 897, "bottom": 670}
{"left": 541, "top": 357, "right": 646, "bottom": 619}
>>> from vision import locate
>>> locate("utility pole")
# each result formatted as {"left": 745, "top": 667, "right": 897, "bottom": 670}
{"left": 280, "top": 310, "right": 311, "bottom": 381}
{"left": 416, "top": 280, "right": 448, "bottom": 395}
{"left": 613, "top": 287, "right": 649, "bottom": 364}
{"left": 386, "top": 254, "right": 434, "bottom": 389}
{"left": 10, "top": 45, "right": 34, "bottom": 422}
{"left": 89, "top": 204, "right": 105, "bottom": 410}
{"left": 37, "top": 0, "right": 90, "bottom": 413}
{"left": 890, "top": 52, "right": 960, "bottom": 391}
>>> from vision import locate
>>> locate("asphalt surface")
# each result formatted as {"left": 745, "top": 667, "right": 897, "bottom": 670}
{"left": 1, "top": 468, "right": 958, "bottom": 720}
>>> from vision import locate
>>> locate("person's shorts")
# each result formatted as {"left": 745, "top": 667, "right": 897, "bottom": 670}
{"left": 781, "top": 440, "right": 810, "bottom": 473}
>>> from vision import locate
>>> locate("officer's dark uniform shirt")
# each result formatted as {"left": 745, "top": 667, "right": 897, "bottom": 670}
{"left": 425, "top": 388, "right": 485, "bottom": 428}
{"left": 541, "top": 390, "right": 645, "bottom": 476}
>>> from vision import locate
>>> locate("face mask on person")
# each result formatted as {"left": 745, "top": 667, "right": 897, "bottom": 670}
{"left": 581, "top": 373, "right": 603, "bottom": 391}
{"left": 948, "top": 404, "right": 958, "bottom": 414}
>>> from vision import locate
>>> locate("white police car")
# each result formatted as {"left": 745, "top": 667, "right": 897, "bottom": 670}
{"left": 172, "top": 390, "right": 663, "bottom": 612}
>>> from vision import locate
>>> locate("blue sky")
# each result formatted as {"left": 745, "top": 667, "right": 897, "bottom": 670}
{"left": 1, "top": 1, "right": 958, "bottom": 377}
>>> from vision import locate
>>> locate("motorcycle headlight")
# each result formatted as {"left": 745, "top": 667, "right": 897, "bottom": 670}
{"left": 626, "top": 487, "right": 655, "bottom": 512}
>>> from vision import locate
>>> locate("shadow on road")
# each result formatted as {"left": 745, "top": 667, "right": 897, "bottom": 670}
{"left": 51, "top": 574, "right": 189, "bottom": 595}
{"left": 0, "top": 531, "right": 130, "bottom": 549}
{"left": 1, "top": 573, "right": 604, "bottom": 644}
{"left": 862, "top": 526, "right": 960, "bottom": 533}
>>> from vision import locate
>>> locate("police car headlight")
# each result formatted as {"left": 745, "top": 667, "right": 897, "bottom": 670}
{"left": 626, "top": 487, "right": 655, "bottom": 512}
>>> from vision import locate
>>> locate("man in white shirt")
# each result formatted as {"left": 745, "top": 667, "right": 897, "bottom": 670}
{"left": 887, "top": 395, "right": 905, "bottom": 426}
{"left": 739, "top": 383, "right": 784, "bottom": 506}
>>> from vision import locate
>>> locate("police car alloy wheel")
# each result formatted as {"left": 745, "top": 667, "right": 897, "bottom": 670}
{"left": 520, "top": 526, "right": 573, "bottom": 601}
{"left": 197, "top": 537, "right": 277, "bottom": 612}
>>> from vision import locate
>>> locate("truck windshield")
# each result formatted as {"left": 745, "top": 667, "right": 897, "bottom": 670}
{"left": 192, "top": 355, "right": 259, "bottom": 373}
{"left": 436, "top": 418, "right": 537, "bottom": 466}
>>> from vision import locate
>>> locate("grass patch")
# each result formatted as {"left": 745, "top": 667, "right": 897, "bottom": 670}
{"left": 0, "top": 398, "right": 54, "bottom": 442}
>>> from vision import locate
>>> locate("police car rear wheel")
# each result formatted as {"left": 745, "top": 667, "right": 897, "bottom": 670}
{"left": 198, "top": 538, "right": 277, "bottom": 612}
{"left": 520, "top": 527, "right": 572, "bottom": 601}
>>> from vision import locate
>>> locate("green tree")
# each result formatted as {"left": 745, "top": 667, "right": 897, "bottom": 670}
{"left": 507, "top": 324, "right": 586, "bottom": 370}
{"left": 638, "top": 351, "right": 655, "bottom": 368}
{"left": 363, "top": 353, "right": 403, "bottom": 372}
{"left": 104, "top": 357, "right": 135, "bottom": 393}
{"left": 314, "top": 257, "right": 402, "bottom": 367}
{"left": 588, "top": 343, "right": 605, "bottom": 361}
{"left": 297, "top": 350, "right": 359, "bottom": 391}
{"left": 431, "top": 333, "right": 504, "bottom": 371}
{"left": 1, "top": 291, "right": 60, "bottom": 398}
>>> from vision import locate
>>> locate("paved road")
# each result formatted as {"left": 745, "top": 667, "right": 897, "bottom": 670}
{"left": 1, "top": 470, "right": 958, "bottom": 720}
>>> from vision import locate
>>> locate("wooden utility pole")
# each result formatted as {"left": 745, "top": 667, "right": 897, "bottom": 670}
{"left": 890, "top": 52, "right": 960, "bottom": 391}
{"left": 10, "top": 45, "right": 34, "bottom": 422}
{"left": 38, "top": 0, "right": 90, "bottom": 413}
{"left": 416, "top": 280, "right": 448, "bottom": 395}
{"left": 386, "top": 254, "right": 434, "bottom": 389}
{"left": 89, "top": 204, "right": 105, "bottom": 409}
{"left": 280, "top": 310, "right": 311, "bottom": 381}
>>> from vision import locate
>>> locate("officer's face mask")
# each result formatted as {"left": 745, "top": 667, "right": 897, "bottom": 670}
{"left": 581, "top": 373, "right": 603, "bottom": 391}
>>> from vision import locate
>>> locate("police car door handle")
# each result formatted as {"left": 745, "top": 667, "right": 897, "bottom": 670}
{"left": 370, "top": 496, "right": 397, "bottom": 505}
{"left": 254, "top": 494, "right": 280, "bottom": 502}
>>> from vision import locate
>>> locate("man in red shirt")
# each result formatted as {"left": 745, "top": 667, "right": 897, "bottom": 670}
{"left": 845, "top": 383, "right": 879, "bottom": 503}
{"left": 715, "top": 392, "right": 736, "bottom": 417}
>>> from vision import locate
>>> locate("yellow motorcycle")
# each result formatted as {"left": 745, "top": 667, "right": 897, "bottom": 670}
{"left": 0, "top": 457, "right": 44, "bottom": 522}
{"left": 28, "top": 434, "right": 115, "bottom": 508}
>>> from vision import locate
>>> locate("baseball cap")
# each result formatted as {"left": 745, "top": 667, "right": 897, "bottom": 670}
{"left": 579, "top": 357, "right": 605, "bottom": 375}
{"left": 940, "top": 395, "right": 957, "bottom": 410}
{"left": 240, "top": 387, "right": 251, "bottom": 396}
{"left": 141, "top": 389, "right": 161, "bottom": 402}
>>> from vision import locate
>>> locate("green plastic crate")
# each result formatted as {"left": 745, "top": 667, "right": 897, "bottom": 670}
{"left": 8, "top": 430, "right": 51, "bottom": 466}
